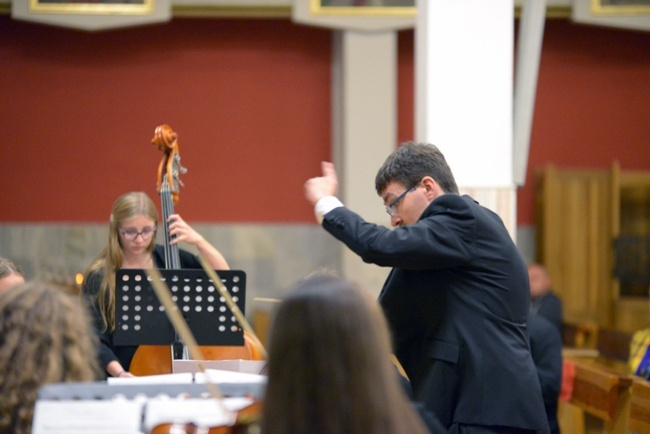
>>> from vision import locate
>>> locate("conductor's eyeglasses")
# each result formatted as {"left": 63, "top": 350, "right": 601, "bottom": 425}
{"left": 119, "top": 227, "right": 156, "bottom": 241}
{"left": 385, "top": 184, "right": 417, "bottom": 217}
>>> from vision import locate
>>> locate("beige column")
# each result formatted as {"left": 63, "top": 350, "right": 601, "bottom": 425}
{"left": 332, "top": 30, "right": 397, "bottom": 295}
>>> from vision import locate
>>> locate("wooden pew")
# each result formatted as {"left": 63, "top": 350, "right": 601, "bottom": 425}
{"left": 561, "top": 323, "right": 633, "bottom": 361}
{"left": 562, "top": 356, "right": 634, "bottom": 434}
{"left": 563, "top": 321, "right": 599, "bottom": 349}
{"left": 629, "top": 377, "right": 650, "bottom": 434}
{"left": 596, "top": 327, "right": 633, "bottom": 364}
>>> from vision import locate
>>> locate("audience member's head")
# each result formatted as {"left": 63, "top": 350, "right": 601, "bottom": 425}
{"left": 528, "top": 263, "right": 552, "bottom": 299}
{"left": 0, "top": 282, "right": 99, "bottom": 434}
{"left": 0, "top": 257, "right": 25, "bottom": 292}
{"left": 261, "top": 272, "right": 429, "bottom": 434}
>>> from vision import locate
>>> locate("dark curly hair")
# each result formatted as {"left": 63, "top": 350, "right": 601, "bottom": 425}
{"left": 0, "top": 282, "right": 99, "bottom": 434}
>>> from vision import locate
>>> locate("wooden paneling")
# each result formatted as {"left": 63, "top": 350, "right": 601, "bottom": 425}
{"left": 536, "top": 165, "right": 650, "bottom": 332}
{"left": 536, "top": 166, "right": 614, "bottom": 326}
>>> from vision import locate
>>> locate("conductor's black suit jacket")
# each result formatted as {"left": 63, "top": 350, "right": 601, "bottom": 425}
{"left": 322, "top": 194, "right": 549, "bottom": 433}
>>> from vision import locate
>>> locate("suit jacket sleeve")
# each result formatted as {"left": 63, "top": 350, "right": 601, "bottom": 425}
{"left": 321, "top": 195, "right": 477, "bottom": 270}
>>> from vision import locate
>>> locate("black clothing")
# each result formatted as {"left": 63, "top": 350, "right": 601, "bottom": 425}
{"left": 530, "top": 291, "right": 563, "bottom": 336}
{"left": 322, "top": 194, "right": 549, "bottom": 433}
{"left": 528, "top": 314, "right": 563, "bottom": 434}
{"left": 82, "top": 245, "right": 202, "bottom": 376}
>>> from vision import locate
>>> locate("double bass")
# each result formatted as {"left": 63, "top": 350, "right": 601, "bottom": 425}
{"left": 129, "top": 124, "right": 265, "bottom": 376}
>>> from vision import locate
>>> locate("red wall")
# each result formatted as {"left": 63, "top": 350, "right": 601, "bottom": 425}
{"left": 1, "top": 17, "right": 649, "bottom": 225}
{"left": 0, "top": 17, "right": 332, "bottom": 223}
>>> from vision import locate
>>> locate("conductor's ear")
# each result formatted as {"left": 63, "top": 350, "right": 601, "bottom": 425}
{"left": 421, "top": 177, "right": 442, "bottom": 200}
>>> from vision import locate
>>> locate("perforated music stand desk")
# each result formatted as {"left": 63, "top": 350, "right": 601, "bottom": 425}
{"left": 114, "top": 269, "right": 246, "bottom": 347}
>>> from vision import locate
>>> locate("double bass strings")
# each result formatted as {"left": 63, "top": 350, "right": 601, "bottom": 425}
{"left": 160, "top": 179, "right": 180, "bottom": 270}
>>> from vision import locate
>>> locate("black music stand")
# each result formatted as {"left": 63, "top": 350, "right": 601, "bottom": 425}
{"left": 113, "top": 269, "right": 246, "bottom": 347}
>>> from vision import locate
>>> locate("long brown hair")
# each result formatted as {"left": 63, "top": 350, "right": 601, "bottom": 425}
{"left": 0, "top": 282, "right": 99, "bottom": 434}
{"left": 261, "top": 272, "right": 429, "bottom": 434}
{"left": 84, "top": 192, "right": 158, "bottom": 331}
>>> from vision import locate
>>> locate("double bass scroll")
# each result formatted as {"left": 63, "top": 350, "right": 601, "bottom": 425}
{"left": 152, "top": 124, "right": 186, "bottom": 205}
{"left": 151, "top": 124, "right": 186, "bottom": 270}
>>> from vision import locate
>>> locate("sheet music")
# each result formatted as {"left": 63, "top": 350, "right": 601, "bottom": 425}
{"left": 32, "top": 400, "right": 143, "bottom": 434}
{"left": 173, "top": 359, "right": 267, "bottom": 375}
{"left": 107, "top": 372, "right": 193, "bottom": 386}
{"left": 194, "top": 368, "right": 267, "bottom": 385}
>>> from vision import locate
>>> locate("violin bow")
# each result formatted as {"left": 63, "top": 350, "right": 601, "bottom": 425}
{"left": 197, "top": 254, "right": 268, "bottom": 360}
{"left": 145, "top": 267, "right": 231, "bottom": 414}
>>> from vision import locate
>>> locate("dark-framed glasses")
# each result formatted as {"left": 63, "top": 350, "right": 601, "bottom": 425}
{"left": 118, "top": 227, "right": 156, "bottom": 241}
{"left": 385, "top": 184, "right": 417, "bottom": 217}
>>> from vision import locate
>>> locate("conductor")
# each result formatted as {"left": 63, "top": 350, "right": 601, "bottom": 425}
{"left": 304, "top": 142, "right": 549, "bottom": 433}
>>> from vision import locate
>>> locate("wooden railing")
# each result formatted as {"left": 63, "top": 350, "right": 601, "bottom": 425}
{"left": 629, "top": 378, "right": 650, "bottom": 434}
{"left": 559, "top": 322, "right": 650, "bottom": 434}
{"left": 562, "top": 356, "right": 633, "bottom": 433}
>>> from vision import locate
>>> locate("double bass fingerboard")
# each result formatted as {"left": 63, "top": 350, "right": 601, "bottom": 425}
{"left": 160, "top": 175, "right": 181, "bottom": 270}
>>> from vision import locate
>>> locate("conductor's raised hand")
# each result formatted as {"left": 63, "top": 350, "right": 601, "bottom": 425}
{"left": 304, "top": 162, "right": 339, "bottom": 206}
